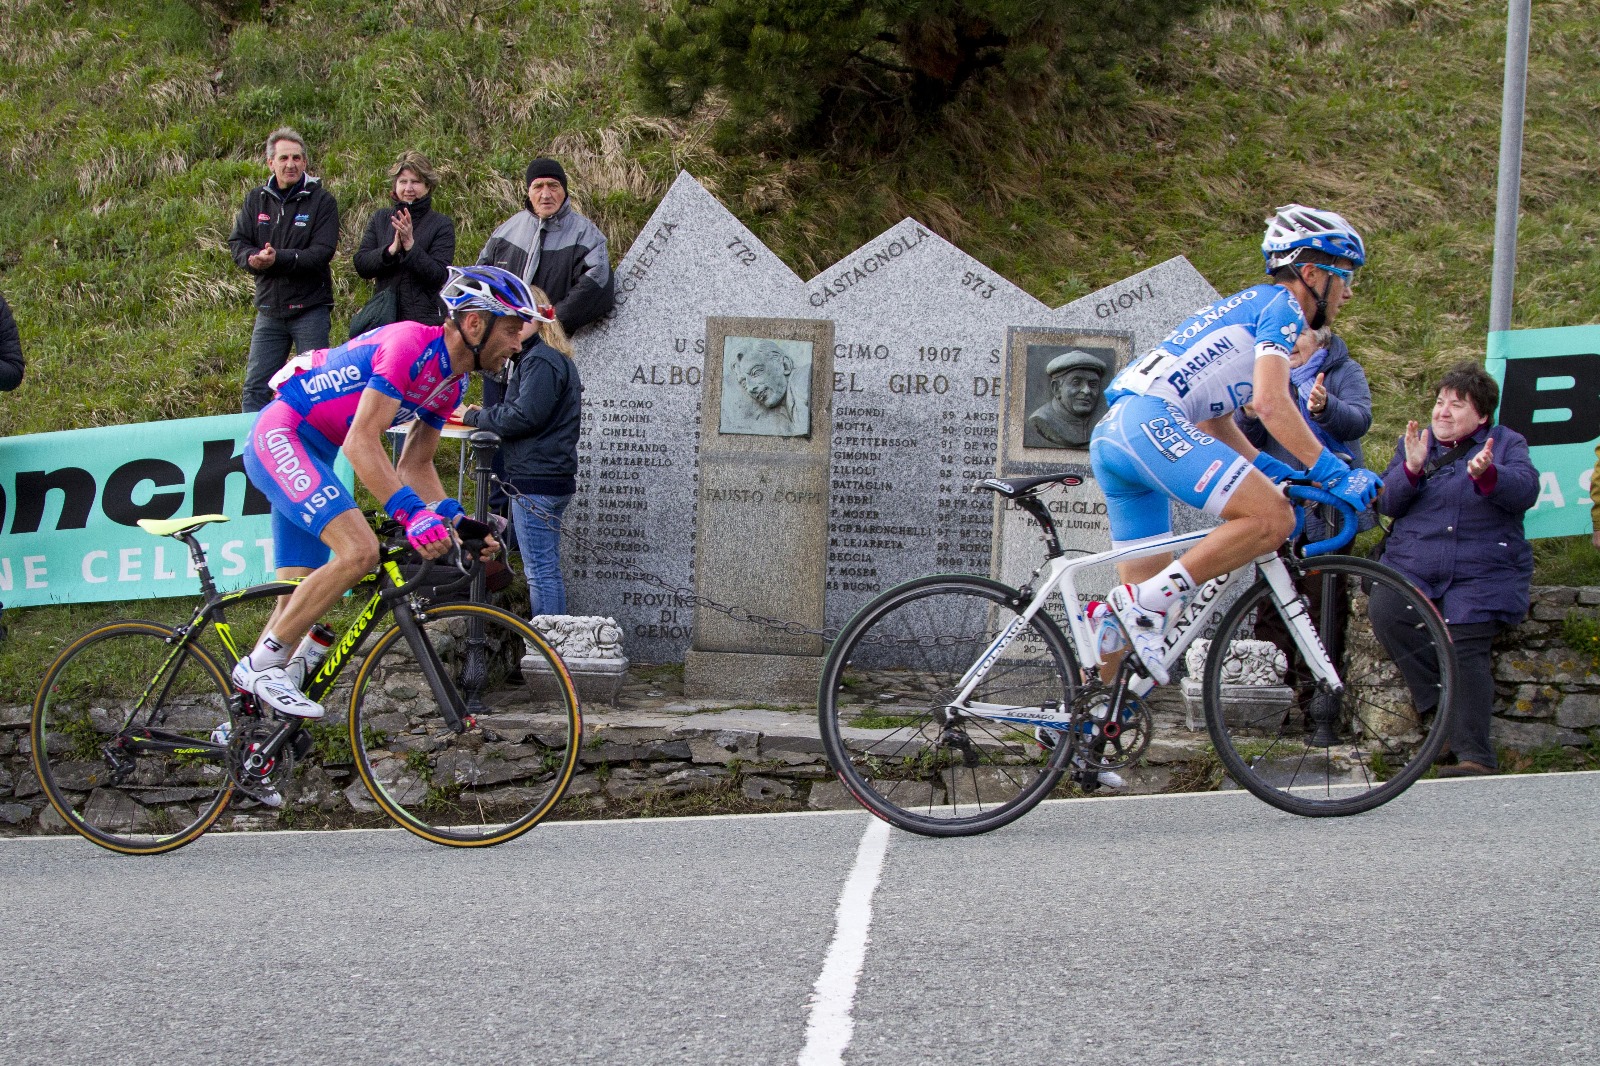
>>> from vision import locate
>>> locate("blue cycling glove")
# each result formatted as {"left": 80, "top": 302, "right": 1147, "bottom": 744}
{"left": 1251, "top": 452, "right": 1298, "bottom": 484}
{"left": 1325, "top": 466, "right": 1382, "bottom": 510}
{"left": 1306, "top": 448, "right": 1351, "bottom": 487}
{"left": 434, "top": 498, "right": 466, "bottom": 525}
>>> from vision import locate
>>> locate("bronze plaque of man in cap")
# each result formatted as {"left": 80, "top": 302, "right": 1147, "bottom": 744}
{"left": 1025, "top": 348, "right": 1109, "bottom": 448}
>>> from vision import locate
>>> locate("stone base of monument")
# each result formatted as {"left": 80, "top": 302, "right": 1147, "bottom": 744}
{"left": 524, "top": 615, "right": 629, "bottom": 707}
{"left": 1181, "top": 680, "right": 1295, "bottom": 732}
{"left": 682, "top": 650, "right": 821, "bottom": 703}
{"left": 522, "top": 654, "right": 628, "bottom": 707}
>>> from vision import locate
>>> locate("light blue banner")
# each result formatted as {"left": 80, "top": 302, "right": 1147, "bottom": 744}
{"left": 0, "top": 413, "right": 351, "bottom": 608}
{"left": 1487, "top": 325, "right": 1600, "bottom": 539}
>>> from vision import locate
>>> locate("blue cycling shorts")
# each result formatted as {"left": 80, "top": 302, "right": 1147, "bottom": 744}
{"left": 1089, "top": 393, "right": 1253, "bottom": 547}
{"left": 242, "top": 400, "right": 358, "bottom": 571}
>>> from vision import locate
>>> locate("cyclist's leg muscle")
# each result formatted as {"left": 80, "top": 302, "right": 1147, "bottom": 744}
{"left": 1176, "top": 473, "right": 1296, "bottom": 584}
{"left": 268, "top": 510, "right": 379, "bottom": 646}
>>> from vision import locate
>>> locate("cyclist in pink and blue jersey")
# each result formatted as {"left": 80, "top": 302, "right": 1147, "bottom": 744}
{"left": 233, "top": 266, "right": 552, "bottom": 719}
{"left": 1089, "top": 205, "right": 1381, "bottom": 684}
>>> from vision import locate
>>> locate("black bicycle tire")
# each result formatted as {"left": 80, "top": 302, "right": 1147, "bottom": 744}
{"left": 348, "top": 603, "right": 581, "bottom": 847}
{"left": 1203, "top": 554, "right": 1455, "bottom": 817}
{"left": 31, "top": 620, "right": 235, "bottom": 855}
{"left": 819, "top": 574, "right": 1079, "bottom": 837}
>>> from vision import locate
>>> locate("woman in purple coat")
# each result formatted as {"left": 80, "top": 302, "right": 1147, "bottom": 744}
{"left": 1369, "top": 362, "right": 1538, "bottom": 777}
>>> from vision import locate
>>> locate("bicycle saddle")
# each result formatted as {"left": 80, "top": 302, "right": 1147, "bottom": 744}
{"left": 136, "top": 514, "right": 230, "bottom": 538}
{"left": 976, "top": 473, "right": 1084, "bottom": 499}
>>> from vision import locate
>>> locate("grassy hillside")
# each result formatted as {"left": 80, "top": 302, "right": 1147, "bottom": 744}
{"left": 1, "top": 0, "right": 1598, "bottom": 438}
{"left": 0, "top": 0, "right": 1597, "bottom": 613}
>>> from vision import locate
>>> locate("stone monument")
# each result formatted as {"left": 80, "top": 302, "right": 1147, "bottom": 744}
{"left": 566, "top": 171, "right": 1223, "bottom": 664}
{"left": 683, "top": 317, "right": 835, "bottom": 700}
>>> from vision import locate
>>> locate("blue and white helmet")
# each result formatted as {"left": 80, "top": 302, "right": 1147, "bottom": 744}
{"left": 439, "top": 265, "right": 554, "bottom": 323}
{"left": 1262, "top": 204, "right": 1367, "bottom": 272}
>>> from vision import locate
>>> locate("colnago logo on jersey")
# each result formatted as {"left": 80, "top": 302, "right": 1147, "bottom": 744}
{"left": 1161, "top": 289, "right": 1259, "bottom": 348}
{"left": 301, "top": 363, "right": 363, "bottom": 397}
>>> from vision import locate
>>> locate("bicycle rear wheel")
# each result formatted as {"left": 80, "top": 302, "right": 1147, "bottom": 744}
{"left": 819, "top": 575, "right": 1079, "bottom": 837}
{"left": 1203, "top": 555, "right": 1454, "bottom": 816}
{"left": 31, "top": 621, "right": 234, "bottom": 854}
{"left": 349, "top": 604, "right": 581, "bottom": 846}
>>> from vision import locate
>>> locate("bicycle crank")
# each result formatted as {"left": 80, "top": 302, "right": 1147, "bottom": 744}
{"left": 1068, "top": 687, "right": 1152, "bottom": 771}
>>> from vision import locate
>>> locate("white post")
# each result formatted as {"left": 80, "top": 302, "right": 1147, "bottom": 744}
{"left": 1488, "top": 0, "right": 1532, "bottom": 334}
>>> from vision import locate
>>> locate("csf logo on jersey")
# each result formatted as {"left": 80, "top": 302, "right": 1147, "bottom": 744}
{"left": 1141, "top": 416, "right": 1212, "bottom": 463}
{"left": 293, "top": 213, "right": 310, "bottom": 227}
{"left": 257, "top": 213, "right": 270, "bottom": 222}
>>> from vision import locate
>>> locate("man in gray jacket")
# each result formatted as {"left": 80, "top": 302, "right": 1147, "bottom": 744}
{"left": 477, "top": 158, "right": 613, "bottom": 525}
{"left": 477, "top": 157, "right": 614, "bottom": 337}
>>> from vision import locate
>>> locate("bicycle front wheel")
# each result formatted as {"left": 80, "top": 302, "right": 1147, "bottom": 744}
{"left": 349, "top": 604, "right": 581, "bottom": 846}
{"left": 31, "top": 621, "right": 235, "bottom": 854}
{"left": 1203, "top": 555, "right": 1455, "bottom": 817}
{"left": 819, "top": 575, "right": 1080, "bottom": 837}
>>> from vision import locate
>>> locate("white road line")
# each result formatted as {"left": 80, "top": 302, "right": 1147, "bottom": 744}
{"left": 798, "top": 815, "right": 892, "bottom": 1066}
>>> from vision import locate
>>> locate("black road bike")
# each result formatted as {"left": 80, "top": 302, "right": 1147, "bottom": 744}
{"left": 32, "top": 480, "right": 581, "bottom": 855}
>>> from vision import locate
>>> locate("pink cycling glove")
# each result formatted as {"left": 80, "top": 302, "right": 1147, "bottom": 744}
{"left": 403, "top": 508, "right": 452, "bottom": 553}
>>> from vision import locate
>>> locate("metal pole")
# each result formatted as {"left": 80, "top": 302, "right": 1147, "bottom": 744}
{"left": 1488, "top": 0, "right": 1532, "bottom": 334}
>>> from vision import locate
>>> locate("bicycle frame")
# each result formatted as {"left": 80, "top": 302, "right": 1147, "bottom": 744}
{"left": 951, "top": 528, "right": 1340, "bottom": 731}
{"left": 113, "top": 533, "right": 474, "bottom": 771}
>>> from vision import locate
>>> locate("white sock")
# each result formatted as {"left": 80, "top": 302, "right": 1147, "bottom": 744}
{"left": 243, "top": 631, "right": 290, "bottom": 673}
{"left": 1134, "top": 562, "right": 1195, "bottom": 613}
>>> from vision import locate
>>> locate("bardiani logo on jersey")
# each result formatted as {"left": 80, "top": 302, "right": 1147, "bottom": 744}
{"left": 293, "top": 213, "right": 310, "bottom": 227}
{"left": 1165, "top": 334, "right": 1238, "bottom": 398}
{"left": 1194, "top": 459, "right": 1223, "bottom": 493}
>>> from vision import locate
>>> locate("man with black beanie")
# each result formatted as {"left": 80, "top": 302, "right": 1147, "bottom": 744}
{"left": 476, "top": 157, "right": 614, "bottom": 534}
{"left": 477, "top": 157, "right": 614, "bottom": 336}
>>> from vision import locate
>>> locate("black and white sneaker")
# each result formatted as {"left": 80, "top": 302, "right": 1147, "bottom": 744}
{"left": 231, "top": 661, "right": 325, "bottom": 719}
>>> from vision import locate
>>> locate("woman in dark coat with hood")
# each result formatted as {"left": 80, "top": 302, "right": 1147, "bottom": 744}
{"left": 353, "top": 150, "right": 456, "bottom": 327}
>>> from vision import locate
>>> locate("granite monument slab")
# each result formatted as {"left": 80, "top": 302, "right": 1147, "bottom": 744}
{"left": 683, "top": 316, "right": 835, "bottom": 699}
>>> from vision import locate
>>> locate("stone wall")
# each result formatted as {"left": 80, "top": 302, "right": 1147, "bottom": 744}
{"left": 1491, "top": 586, "right": 1600, "bottom": 752}
{"left": 4, "top": 586, "right": 1596, "bottom": 836}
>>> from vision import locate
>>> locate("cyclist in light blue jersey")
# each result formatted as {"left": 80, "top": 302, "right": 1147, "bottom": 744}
{"left": 1089, "top": 204, "right": 1381, "bottom": 683}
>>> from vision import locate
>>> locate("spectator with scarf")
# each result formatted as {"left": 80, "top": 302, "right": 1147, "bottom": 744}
{"left": 1236, "top": 325, "right": 1375, "bottom": 537}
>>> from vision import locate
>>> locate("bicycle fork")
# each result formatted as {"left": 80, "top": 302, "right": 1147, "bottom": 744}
{"left": 1259, "top": 556, "right": 1345, "bottom": 744}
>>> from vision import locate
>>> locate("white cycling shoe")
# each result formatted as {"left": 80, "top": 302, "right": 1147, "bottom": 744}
{"left": 1106, "top": 584, "right": 1171, "bottom": 686}
{"left": 232, "top": 661, "right": 325, "bottom": 720}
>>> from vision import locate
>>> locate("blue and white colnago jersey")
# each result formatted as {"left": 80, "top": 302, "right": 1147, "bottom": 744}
{"left": 1106, "top": 284, "right": 1306, "bottom": 422}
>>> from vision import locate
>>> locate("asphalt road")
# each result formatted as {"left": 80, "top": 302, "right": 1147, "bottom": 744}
{"left": 3, "top": 772, "right": 1596, "bottom": 1065}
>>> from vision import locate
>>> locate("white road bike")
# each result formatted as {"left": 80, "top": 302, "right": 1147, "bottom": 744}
{"left": 818, "top": 472, "right": 1455, "bottom": 836}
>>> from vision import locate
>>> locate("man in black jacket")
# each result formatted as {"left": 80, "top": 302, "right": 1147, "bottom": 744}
{"left": 229, "top": 127, "right": 340, "bottom": 412}
{"left": 0, "top": 288, "right": 21, "bottom": 393}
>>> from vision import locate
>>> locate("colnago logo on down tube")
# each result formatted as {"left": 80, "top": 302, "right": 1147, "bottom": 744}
{"left": 1163, "top": 570, "right": 1234, "bottom": 653}
{"left": 970, "top": 616, "right": 1028, "bottom": 682}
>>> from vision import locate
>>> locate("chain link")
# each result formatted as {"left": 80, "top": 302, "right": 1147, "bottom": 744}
{"left": 494, "top": 477, "right": 843, "bottom": 641}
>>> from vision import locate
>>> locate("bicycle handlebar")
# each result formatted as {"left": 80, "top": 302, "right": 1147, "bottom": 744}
{"left": 1284, "top": 481, "right": 1360, "bottom": 558}
{"left": 380, "top": 517, "right": 497, "bottom": 600}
